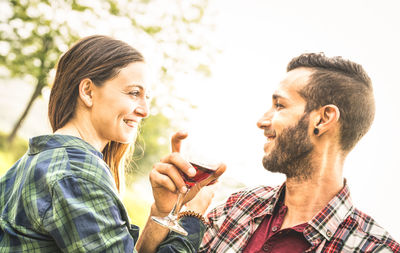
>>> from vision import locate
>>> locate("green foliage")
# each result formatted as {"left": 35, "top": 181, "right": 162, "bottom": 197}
{"left": 122, "top": 191, "right": 151, "bottom": 230}
{"left": 141, "top": 26, "right": 162, "bottom": 35}
{"left": 196, "top": 63, "right": 212, "bottom": 77}
{"left": 0, "top": 1, "right": 79, "bottom": 82}
{"left": 71, "top": 0, "right": 92, "bottom": 12}
{"left": 127, "top": 108, "right": 171, "bottom": 182}
{"left": 0, "top": 131, "right": 28, "bottom": 176}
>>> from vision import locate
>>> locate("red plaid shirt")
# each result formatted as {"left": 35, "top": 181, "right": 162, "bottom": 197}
{"left": 200, "top": 182, "right": 400, "bottom": 252}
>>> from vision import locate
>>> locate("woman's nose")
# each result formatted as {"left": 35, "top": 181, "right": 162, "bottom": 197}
{"left": 135, "top": 99, "right": 149, "bottom": 118}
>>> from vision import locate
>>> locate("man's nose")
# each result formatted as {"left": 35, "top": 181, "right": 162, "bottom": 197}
{"left": 257, "top": 111, "right": 272, "bottom": 129}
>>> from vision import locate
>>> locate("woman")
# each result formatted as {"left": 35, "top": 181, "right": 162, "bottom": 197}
{"left": 0, "top": 35, "right": 225, "bottom": 252}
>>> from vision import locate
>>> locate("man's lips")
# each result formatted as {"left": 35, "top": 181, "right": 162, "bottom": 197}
{"left": 263, "top": 131, "right": 276, "bottom": 152}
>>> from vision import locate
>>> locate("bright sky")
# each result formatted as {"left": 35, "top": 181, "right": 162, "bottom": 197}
{"left": 179, "top": 0, "right": 400, "bottom": 240}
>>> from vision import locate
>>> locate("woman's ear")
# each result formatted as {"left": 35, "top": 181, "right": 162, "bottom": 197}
{"left": 314, "top": 104, "right": 340, "bottom": 136}
{"left": 78, "top": 78, "right": 94, "bottom": 107}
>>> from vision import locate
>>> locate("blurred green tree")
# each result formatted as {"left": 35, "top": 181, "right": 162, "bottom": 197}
{"left": 0, "top": 0, "right": 216, "bottom": 179}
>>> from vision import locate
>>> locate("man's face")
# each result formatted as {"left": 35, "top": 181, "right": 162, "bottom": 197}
{"left": 257, "top": 68, "right": 315, "bottom": 179}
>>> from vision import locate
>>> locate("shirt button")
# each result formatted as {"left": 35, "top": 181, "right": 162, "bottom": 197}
{"left": 326, "top": 230, "right": 332, "bottom": 237}
{"left": 271, "top": 226, "right": 278, "bottom": 232}
{"left": 262, "top": 243, "right": 271, "bottom": 252}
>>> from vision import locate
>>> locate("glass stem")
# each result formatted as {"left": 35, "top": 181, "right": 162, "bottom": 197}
{"left": 168, "top": 188, "right": 189, "bottom": 220}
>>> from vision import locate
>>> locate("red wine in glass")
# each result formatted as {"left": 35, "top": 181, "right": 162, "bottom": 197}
{"left": 151, "top": 161, "right": 219, "bottom": 236}
{"left": 151, "top": 137, "right": 221, "bottom": 236}
{"left": 182, "top": 162, "right": 217, "bottom": 188}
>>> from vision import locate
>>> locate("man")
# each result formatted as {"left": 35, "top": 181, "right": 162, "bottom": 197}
{"left": 199, "top": 53, "right": 400, "bottom": 252}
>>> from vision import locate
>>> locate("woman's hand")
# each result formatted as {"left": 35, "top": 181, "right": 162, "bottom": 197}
{"left": 149, "top": 130, "right": 226, "bottom": 216}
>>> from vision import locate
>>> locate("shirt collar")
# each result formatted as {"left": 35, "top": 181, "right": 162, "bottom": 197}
{"left": 27, "top": 134, "right": 103, "bottom": 159}
{"left": 254, "top": 180, "right": 354, "bottom": 242}
{"left": 251, "top": 183, "right": 286, "bottom": 221}
{"left": 306, "top": 179, "right": 354, "bottom": 242}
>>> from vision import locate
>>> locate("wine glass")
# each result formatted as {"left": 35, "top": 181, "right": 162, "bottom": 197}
{"left": 151, "top": 136, "right": 221, "bottom": 236}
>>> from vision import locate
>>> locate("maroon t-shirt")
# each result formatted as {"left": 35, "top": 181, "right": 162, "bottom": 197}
{"left": 243, "top": 198, "right": 311, "bottom": 253}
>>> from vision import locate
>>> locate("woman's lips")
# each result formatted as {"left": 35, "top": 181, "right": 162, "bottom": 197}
{"left": 123, "top": 119, "right": 138, "bottom": 128}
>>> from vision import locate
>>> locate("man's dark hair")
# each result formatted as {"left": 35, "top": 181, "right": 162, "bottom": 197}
{"left": 287, "top": 52, "right": 375, "bottom": 152}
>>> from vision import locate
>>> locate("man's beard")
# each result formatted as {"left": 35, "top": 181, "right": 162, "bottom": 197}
{"left": 262, "top": 113, "right": 314, "bottom": 180}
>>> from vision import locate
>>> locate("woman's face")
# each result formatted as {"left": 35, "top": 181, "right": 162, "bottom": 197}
{"left": 91, "top": 61, "right": 150, "bottom": 144}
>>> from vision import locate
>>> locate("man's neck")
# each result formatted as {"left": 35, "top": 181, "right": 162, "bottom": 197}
{"left": 280, "top": 149, "right": 345, "bottom": 229}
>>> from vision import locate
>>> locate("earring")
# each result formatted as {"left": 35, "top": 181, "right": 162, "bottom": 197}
{"left": 313, "top": 128, "right": 319, "bottom": 135}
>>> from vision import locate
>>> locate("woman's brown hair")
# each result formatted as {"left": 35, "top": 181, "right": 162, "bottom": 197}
{"left": 48, "top": 35, "right": 144, "bottom": 191}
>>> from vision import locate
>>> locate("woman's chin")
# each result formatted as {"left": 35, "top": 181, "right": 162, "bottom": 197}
{"left": 118, "top": 134, "right": 137, "bottom": 144}
{"left": 109, "top": 129, "right": 138, "bottom": 144}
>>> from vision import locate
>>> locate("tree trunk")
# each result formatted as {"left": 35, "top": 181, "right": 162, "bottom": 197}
{"left": 7, "top": 80, "right": 44, "bottom": 145}
{"left": 7, "top": 35, "right": 51, "bottom": 145}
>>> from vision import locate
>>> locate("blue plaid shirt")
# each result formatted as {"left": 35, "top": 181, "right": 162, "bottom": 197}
{"left": 0, "top": 134, "right": 205, "bottom": 252}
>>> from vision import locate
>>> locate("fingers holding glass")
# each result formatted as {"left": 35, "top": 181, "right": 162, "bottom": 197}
{"left": 151, "top": 133, "right": 225, "bottom": 236}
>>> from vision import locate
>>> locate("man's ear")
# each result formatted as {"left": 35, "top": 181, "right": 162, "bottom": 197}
{"left": 78, "top": 78, "right": 94, "bottom": 107}
{"left": 314, "top": 104, "right": 340, "bottom": 135}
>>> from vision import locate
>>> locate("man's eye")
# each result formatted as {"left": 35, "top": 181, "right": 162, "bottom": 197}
{"left": 275, "top": 103, "right": 284, "bottom": 109}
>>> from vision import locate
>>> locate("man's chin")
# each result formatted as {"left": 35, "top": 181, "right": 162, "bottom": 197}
{"left": 262, "top": 156, "right": 280, "bottom": 173}
{"left": 262, "top": 155, "right": 292, "bottom": 176}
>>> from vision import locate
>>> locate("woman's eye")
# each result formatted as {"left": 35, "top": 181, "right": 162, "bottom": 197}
{"left": 129, "top": 90, "right": 141, "bottom": 97}
{"left": 275, "top": 103, "right": 284, "bottom": 109}
{"left": 127, "top": 87, "right": 151, "bottom": 100}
